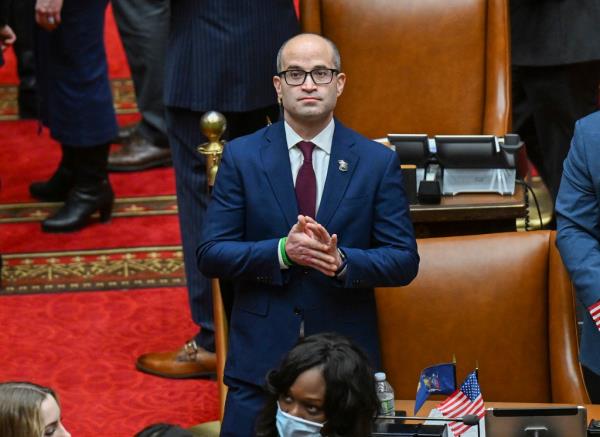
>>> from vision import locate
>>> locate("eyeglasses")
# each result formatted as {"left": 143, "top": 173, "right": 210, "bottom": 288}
{"left": 278, "top": 68, "right": 339, "bottom": 86}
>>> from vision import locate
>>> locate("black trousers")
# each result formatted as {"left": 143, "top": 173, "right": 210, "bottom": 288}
{"left": 512, "top": 61, "right": 600, "bottom": 204}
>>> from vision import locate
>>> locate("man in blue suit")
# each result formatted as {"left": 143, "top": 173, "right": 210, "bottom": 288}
{"left": 556, "top": 111, "right": 600, "bottom": 402}
{"left": 198, "top": 33, "right": 419, "bottom": 436}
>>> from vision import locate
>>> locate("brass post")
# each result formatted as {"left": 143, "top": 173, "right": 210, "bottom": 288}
{"left": 197, "top": 111, "right": 227, "bottom": 190}
{"left": 197, "top": 111, "right": 229, "bottom": 420}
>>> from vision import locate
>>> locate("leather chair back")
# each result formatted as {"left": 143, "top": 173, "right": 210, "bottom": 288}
{"left": 375, "top": 231, "right": 589, "bottom": 403}
{"left": 300, "top": 0, "right": 511, "bottom": 138}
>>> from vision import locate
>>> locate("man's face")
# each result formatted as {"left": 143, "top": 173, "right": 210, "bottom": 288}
{"left": 273, "top": 35, "right": 346, "bottom": 127}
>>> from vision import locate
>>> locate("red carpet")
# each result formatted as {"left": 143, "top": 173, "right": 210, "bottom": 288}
{"left": 0, "top": 116, "right": 180, "bottom": 253}
{"left": 0, "top": 215, "right": 181, "bottom": 253}
{"left": 0, "top": 117, "right": 175, "bottom": 204}
{"left": 0, "top": 288, "right": 219, "bottom": 436}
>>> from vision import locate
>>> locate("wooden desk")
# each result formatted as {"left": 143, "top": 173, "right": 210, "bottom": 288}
{"left": 394, "top": 399, "right": 600, "bottom": 421}
{"left": 409, "top": 185, "right": 527, "bottom": 238}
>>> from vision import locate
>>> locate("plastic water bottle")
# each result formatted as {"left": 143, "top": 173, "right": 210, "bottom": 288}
{"left": 375, "top": 372, "right": 395, "bottom": 417}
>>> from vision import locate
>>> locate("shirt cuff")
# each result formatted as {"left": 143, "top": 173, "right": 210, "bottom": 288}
{"left": 589, "top": 300, "right": 600, "bottom": 332}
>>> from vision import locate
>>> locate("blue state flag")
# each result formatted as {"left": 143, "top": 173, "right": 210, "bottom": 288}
{"left": 414, "top": 363, "right": 456, "bottom": 414}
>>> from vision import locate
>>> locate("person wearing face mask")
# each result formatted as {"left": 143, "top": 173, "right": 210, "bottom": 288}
{"left": 255, "top": 333, "right": 379, "bottom": 437}
{"left": 0, "top": 381, "right": 71, "bottom": 437}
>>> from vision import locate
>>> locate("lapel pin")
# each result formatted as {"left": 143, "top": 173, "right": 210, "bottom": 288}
{"left": 338, "top": 160, "right": 349, "bottom": 172}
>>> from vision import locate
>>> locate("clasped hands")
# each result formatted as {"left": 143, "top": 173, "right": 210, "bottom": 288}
{"left": 285, "top": 215, "right": 343, "bottom": 277}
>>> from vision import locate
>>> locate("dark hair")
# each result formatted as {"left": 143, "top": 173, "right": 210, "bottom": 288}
{"left": 255, "top": 333, "right": 378, "bottom": 437}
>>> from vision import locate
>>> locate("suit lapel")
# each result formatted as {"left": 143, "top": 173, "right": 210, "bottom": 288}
{"left": 261, "top": 123, "right": 298, "bottom": 228}
{"left": 317, "top": 121, "right": 359, "bottom": 227}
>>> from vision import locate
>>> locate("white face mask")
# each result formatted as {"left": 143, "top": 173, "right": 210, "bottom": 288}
{"left": 276, "top": 402, "right": 324, "bottom": 437}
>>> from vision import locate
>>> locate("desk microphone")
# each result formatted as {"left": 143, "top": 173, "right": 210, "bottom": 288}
{"left": 373, "top": 413, "right": 481, "bottom": 437}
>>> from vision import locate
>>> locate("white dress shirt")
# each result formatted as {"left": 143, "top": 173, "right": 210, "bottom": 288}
{"left": 278, "top": 118, "right": 335, "bottom": 269}
{"left": 284, "top": 118, "right": 334, "bottom": 214}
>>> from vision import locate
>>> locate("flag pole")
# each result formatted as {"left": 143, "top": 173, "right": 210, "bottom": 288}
{"left": 475, "top": 361, "right": 481, "bottom": 437}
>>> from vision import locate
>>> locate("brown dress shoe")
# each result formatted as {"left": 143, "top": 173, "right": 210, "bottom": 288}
{"left": 136, "top": 340, "right": 217, "bottom": 379}
{"left": 108, "top": 135, "right": 172, "bottom": 172}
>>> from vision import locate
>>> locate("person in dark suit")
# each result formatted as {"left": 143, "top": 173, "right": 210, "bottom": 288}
{"left": 108, "top": 0, "right": 172, "bottom": 171}
{"left": 511, "top": 0, "right": 600, "bottom": 207}
{"left": 135, "top": 0, "right": 299, "bottom": 379}
{"left": 198, "top": 33, "right": 420, "bottom": 436}
{"left": 556, "top": 111, "right": 600, "bottom": 403}
{"left": 30, "top": 0, "right": 118, "bottom": 233}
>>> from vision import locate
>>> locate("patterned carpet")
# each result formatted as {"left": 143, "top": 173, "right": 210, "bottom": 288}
{"left": 0, "top": 79, "right": 138, "bottom": 120}
{"left": 0, "top": 288, "right": 219, "bottom": 436}
{"left": 0, "top": 195, "right": 177, "bottom": 224}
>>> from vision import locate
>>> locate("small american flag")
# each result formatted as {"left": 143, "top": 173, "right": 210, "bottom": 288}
{"left": 437, "top": 370, "right": 485, "bottom": 436}
{"left": 589, "top": 301, "right": 600, "bottom": 331}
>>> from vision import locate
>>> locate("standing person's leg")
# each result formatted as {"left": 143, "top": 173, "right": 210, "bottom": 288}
{"left": 515, "top": 62, "right": 600, "bottom": 203}
{"left": 109, "top": 0, "right": 171, "bottom": 171}
{"left": 135, "top": 106, "right": 216, "bottom": 378}
{"left": 221, "top": 376, "right": 268, "bottom": 437}
{"left": 134, "top": 105, "right": 280, "bottom": 377}
{"left": 36, "top": 0, "right": 117, "bottom": 233}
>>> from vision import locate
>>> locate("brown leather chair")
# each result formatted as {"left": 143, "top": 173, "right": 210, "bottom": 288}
{"left": 300, "top": 0, "right": 511, "bottom": 139}
{"left": 375, "top": 231, "right": 590, "bottom": 404}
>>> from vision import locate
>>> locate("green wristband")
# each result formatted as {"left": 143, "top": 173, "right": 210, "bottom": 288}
{"left": 280, "top": 237, "right": 294, "bottom": 267}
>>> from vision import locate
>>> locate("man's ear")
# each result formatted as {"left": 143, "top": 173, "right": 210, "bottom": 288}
{"left": 335, "top": 72, "right": 346, "bottom": 97}
{"left": 273, "top": 75, "right": 283, "bottom": 99}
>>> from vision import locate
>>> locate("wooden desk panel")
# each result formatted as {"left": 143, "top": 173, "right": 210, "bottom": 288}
{"left": 409, "top": 185, "right": 527, "bottom": 237}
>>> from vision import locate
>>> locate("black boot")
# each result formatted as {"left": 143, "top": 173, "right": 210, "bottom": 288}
{"left": 42, "top": 144, "right": 114, "bottom": 233}
{"left": 29, "top": 145, "right": 76, "bottom": 201}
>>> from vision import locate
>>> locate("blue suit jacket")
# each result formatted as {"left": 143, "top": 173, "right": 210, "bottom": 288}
{"left": 164, "top": 0, "right": 299, "bottom": 112}
{"left": 556, "top": 111, "right": 600, "bottom": 375}
{"left": 197, "top": 120, "right": 419, "bottom": 386}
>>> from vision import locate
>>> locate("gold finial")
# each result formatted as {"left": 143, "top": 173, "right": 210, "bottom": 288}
{"left": 197, "top": 111, "right": 227, "bottom": 190}
{"left": 452, "top": 354, "right": 457, "bottom": 364}
{"left": 200, "top": 111, "right": 227, "bottom": 144}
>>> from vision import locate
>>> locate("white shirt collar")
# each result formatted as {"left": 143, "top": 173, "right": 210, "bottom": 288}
{"left": 284, "top": 118, "right": 335, "bottom": 154}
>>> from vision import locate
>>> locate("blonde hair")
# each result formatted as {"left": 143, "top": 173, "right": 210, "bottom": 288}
{"left": 0, "top": 382, "right": 58, "bottom": 437}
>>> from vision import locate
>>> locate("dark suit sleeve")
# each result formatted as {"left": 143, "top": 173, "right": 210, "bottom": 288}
{"left": 556, "top": 119, "right": 600, "bottom": 309}
{"left": 340, "top": 151, "right": 419, "bottom": 288}
{"left": 197, "top": 143, "right": 285, "bottom": 285}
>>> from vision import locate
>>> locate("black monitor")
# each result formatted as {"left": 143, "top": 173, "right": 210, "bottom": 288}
{"left": 435, "top": 135, "right": 512, "bottom": 169}
{"left": 485, "top": 406, "right": 587, "bottom": 437}
{"left": 387, "top": 134, "right": 431, "bottom": 167}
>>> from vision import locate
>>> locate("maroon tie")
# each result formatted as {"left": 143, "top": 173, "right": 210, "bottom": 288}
{"left": 295, "top": 141, "right": 317, "bottom": 218}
